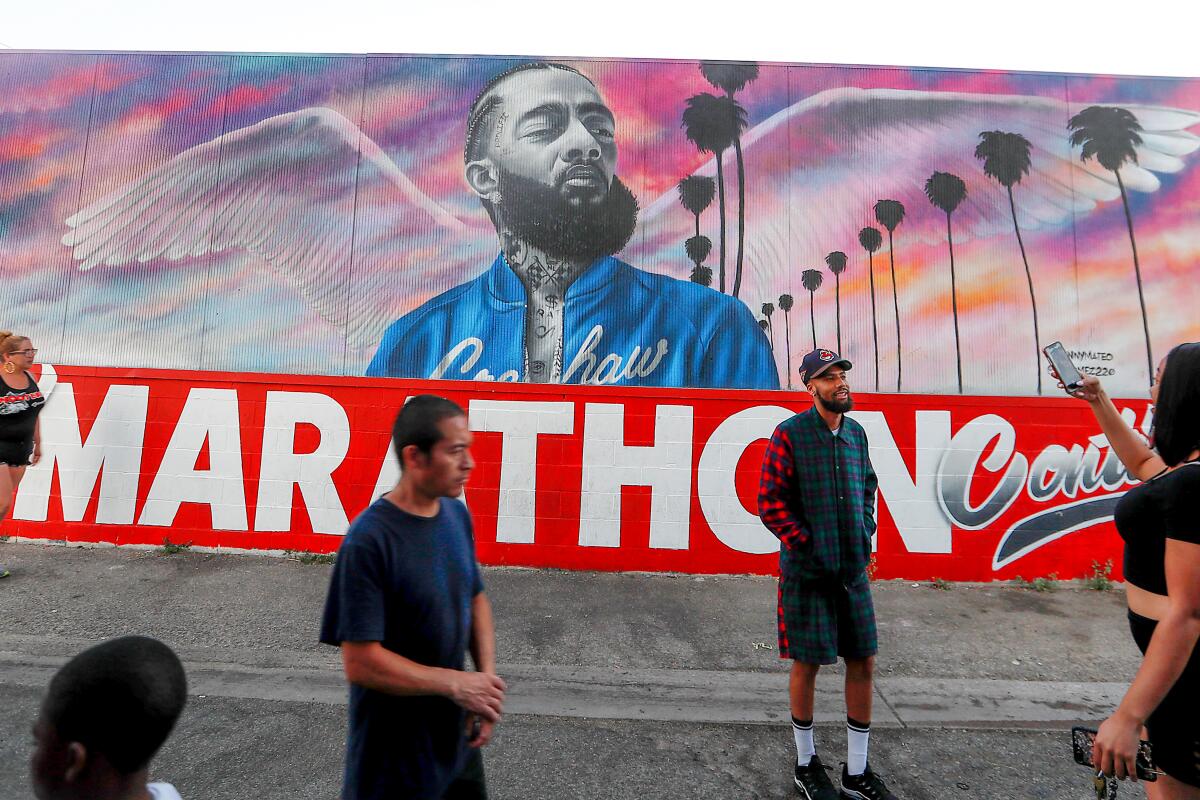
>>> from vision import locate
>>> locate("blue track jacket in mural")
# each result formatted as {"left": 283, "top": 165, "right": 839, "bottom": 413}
{"left": 367, "top": 254, "right": 780, "bottom": 389}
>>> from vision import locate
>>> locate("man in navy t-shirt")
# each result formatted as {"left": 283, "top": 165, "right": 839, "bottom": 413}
{"left": 321, "top": 395, "right": 505, "bottom": 800}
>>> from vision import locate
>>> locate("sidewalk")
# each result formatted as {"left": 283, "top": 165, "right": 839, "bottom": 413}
{"left": 0, "top": 539, "right": 1139, "bottom": 729}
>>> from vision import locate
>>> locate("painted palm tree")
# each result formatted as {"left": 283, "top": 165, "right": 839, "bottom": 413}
{"left": 801, "top": 269, "right": 824, "bottom": 350}
{"left": 685, "top": 235, "right": 713, "bottom": 286}
{"left": 924, "top": 171, "right": 968, "bottom": 393}
{"left": 758, "top": 320, "right": 773, "bottom": 378}
{"left": 778, "top": 293, "right": 795, "bottom": 388}
{"left": 761, "top": 301, "right": 776, "bottom": 356}
{"left": 858, "top": 227, "right": 883, "bottom": 391}
{"left": 975, "top": 130, "right": 1042, "bottom": 394}
{"left": 682, "top": 93, "right": 746, "bottom": 294}
{"left": 1068, "top": 106, "right": 1153, "bottom": 381}
{"left": 699, "top": 61, "right": 760, "bottom": 298}
{"left": 678, "top": 176, "right": 717, "bottom": 288}
{"left": 824, "top": 251, "right": 848, "bottom": 354}
{"left": 677, "top": 175, "right": 716, "bottom": 238}
{"left": 873, "top": 200, "right": 906, "bottom": 392}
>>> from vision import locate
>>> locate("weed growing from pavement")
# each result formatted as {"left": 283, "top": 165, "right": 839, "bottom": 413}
{"left": 1084, "top": 560, "right": 1114, "bottom": 591}
{"left": 929, "top": 577, "right": 952, "bottom": 590}
{"left": 159, "top": 538, "right": 193, "bottom": 555}
{"left": 1015, "top": 573, "right": 1058, "bottom": 592}
{"left": 285, "top": 550, "right": 336, "bottom": 565}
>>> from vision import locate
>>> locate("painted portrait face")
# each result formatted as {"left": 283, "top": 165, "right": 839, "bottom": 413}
{"left": 482, "top": 67, "right": 618, "bottom": 201}
{"left": 466, "top": 66, "right": 638, "bottom": 263}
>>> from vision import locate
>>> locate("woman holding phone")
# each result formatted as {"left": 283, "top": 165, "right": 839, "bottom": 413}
{"left": 1054, "top": 343, "right": 1200, "bottom": 797}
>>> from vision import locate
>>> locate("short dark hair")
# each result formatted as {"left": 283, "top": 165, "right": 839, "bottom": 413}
{"left": 463, "top": 61, "right": 587, "bottom": 165}
{"left": 1151, "top": 342, "right": 1200, "bottom": 466}
{"left": 42, "top": 636, "right": 187, "bottom": 774}
{"left": 392, "top": 395, "right": 467, "bottom": 467}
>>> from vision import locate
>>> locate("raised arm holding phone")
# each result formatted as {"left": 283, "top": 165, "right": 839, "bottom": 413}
{"left": 1047, "top": 340, "right": 1166, "bottom": 482}
{"left": 1052, "top": 343, "right": 1200, "bottom": 797}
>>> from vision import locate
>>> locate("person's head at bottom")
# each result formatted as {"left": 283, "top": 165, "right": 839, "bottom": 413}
{"left": 31, "top": 635, "right": 187, "bottom": 800}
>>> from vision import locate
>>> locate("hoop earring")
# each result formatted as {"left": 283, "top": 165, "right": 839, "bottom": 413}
{"left": 2, "top": 362, "right": 14, "bottom": 374}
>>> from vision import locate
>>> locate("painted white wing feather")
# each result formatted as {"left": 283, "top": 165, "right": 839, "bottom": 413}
{"left": 637, "top": 87, "right": 1200, "bottom": 295}
{"left": 63, "top": 107, "right": 477, "bottom": 349}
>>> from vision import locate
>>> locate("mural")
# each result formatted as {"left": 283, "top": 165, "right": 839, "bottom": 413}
{"left": 2, "top": 52, "right": 1199, "bottom": 395}
{"left": 9, "top": 363, "right": 1152, "bottom": 581}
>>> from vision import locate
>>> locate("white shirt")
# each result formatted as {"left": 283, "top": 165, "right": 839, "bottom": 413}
{"left": 148, "top": 783, "right": 182, "bottom": 800}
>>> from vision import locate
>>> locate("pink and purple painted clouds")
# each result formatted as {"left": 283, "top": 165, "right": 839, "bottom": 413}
{"left": 1, "top": 50, "right": 1198, "bottom": 394}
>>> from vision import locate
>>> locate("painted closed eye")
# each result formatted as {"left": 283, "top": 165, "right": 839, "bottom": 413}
{"left": 520, "top": 112, "right": 562, "bottom": 140}
{"left": 585, "top": 118, "right": 615, "bottom": 139}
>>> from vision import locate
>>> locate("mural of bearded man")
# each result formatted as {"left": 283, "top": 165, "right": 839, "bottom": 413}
{"left": 366, "top": 62, "right": 779, "bottom": 388}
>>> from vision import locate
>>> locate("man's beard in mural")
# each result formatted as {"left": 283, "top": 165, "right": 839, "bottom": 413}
{"left": 496, "top": 170, "right": 639, "bottom": 264}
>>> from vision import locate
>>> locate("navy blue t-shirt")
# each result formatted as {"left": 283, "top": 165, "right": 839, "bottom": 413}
{"left": 320, "top": 496, "right": 484, "bottom": 800}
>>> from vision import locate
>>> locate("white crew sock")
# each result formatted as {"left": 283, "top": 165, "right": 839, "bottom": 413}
{"left": 792, "top": 717, "right": 815, "bottom": 766}
{"left": 846, "top": 717, "right": 870, "bottom": 776}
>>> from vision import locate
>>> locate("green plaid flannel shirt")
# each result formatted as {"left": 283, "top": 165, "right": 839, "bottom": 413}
{"left": 758, "top": 407, "right": 878, "bottom": 580}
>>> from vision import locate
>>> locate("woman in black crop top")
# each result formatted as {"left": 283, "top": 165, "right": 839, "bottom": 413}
{"left": 1055, "top": 343, "right": 1200, "bottom": 795}
{"left": 0, "top": 331, "right": 46, "bottom": 580}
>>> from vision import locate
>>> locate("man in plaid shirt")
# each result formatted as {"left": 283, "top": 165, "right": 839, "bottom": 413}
{"left": 758, "top": 348, "right": 897, "bottom": 800}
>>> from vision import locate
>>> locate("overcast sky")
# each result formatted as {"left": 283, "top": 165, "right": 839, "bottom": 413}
{"left": 1, "top": 0, "right": 1196, "bottom": 78}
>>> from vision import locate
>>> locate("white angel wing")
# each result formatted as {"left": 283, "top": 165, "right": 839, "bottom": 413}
{"left": 63, "top": 107, "right": 485, "bottom": 349}
{"left": 636, "top": 86, "right": 1200, "bottom": 286}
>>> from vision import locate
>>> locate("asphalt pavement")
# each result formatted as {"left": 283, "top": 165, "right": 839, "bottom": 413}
{"left": 0, "top": 540, "right": 1145, "bottom": 799}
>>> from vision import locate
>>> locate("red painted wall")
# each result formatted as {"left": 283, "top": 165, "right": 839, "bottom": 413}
{"left": 9, "top": 365, "right": 1144, "bottom": 581}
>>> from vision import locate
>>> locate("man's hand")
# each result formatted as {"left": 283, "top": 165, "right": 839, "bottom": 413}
{"left": 449, "top": 671, "right": 506, "bottom": 722}
{"left": 465, "top": 713, "right": 496, "bottom": 748}
{"left": 30, "top": 441, "right": 40, "bottom": 466}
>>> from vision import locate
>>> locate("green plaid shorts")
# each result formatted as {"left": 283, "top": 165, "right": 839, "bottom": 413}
{"left": 777, "top": 569, "right": 878, "bottom": 665}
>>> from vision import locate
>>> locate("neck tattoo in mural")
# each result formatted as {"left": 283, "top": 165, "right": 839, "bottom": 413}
{"left": 501, "top": 232, "right": 585, "bottom": 383}
{"left": 427, "top": 233, "right": 670, "bottom": 384}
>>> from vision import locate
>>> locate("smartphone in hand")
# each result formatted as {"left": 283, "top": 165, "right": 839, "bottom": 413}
{"left": 1044, "top": 341, "right": 1086, "bottom": 391}
{"left": 1071, "top": 726, "right": 1159, "bottom": 782}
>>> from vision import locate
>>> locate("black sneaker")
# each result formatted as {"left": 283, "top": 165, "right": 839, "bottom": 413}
{"left": 840, "top": 762, "right": 897, "bottom": 800}
{"left": 794, "top": 754, "right": 839, "bottom": 799}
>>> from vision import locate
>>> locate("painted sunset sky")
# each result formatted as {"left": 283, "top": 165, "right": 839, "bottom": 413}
{"left": 1, "top": 51, "right": 1198, "bottom": 395}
